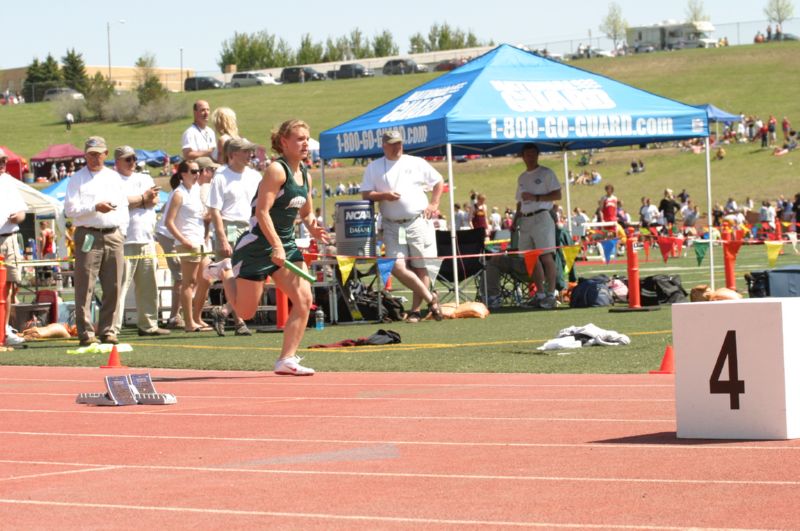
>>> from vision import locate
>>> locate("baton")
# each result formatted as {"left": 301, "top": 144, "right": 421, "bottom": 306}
{"left": 283, "top": 260, "right": 316, "bottom": 283}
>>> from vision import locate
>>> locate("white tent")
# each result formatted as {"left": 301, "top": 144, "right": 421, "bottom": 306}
{"left": 3, "top": 174, "right": 67, "bottom": 256}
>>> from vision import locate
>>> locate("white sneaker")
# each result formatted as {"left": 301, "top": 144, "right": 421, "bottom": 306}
{"left": 203, "top": 258, "right": 231, "bottom": 282}
{"left": 4, "top": 331, "right": 25, "bottom": 346}
{"left": 538, "top": 295, "right": 558, "bottom": 310}
{"left": 274, "top": 355, "right": 315, "bottom": 376}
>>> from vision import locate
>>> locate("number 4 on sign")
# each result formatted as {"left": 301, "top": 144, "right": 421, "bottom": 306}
{"left": 709, "top": 330, "right": 746, "bottom": 409}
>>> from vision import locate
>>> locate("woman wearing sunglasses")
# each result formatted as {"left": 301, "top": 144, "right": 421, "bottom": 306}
{"left": 165, "top": 160, "right": 212, "bottom": 332}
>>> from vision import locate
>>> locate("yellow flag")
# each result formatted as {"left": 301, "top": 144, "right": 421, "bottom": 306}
{"left": 562, "top": 244, "right": 581, "bottom": 274}
{"left": 765, "top": 241, "right": 783, "bottom": 268}
{"left": 336, "top": 256, "right": 356, "bottom": 285}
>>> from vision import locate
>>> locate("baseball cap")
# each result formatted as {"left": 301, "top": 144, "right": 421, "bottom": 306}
{"left": 196, "top": 156, "right": 220, "bottom": 170}
{"left": 114, "top": 145, "right": 136, "bottom": 160}
{"left": 225, "top": 137, "right": 258, "bottom": 155}
{"left": 84, "top": 136, "right": 108, "bottom": 153}
{"left": 381, "top": 130, "right": 403, "bottom": 144}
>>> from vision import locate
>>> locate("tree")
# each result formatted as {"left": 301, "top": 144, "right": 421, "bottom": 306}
{"left": 85, "top": 71, "right": 115, "bottom": 118}
{"left": 764, "top": 0, "right": 795, "bottom": 27}
{"left": 23, "top": 54, "right": 62, "bottom": 102}
{"left": 599, "top": 2, "right": 628, "bottom": 50}
{"left": 61, "top": 48, "right": 89, "bottom": 94}
{"left": 322, "top": 36, "right": 346, "bottom": 62}
{"left": 348, "top": 28, "right": 371, "bottom": 59}
{"left": 218, "top": 31, "right": 282, "bottom": 72}
{"left": 685, "top": 0, "right": 709, "bottom": 21}
{"left": 296, "top": 34, "right": 324, "bottom": 65}
{"left": 408, "top": 33, "right": 427, "bottom": 54}
{"left": 372, "top": 30, "right": 399, "bottom": 58}
{"left": 134, "top": 53, "right": 168, "bottom": 106}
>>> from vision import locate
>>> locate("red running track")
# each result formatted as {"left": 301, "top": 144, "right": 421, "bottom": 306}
{"left": 1, "top": 366, "right": 799, "bottom": 529}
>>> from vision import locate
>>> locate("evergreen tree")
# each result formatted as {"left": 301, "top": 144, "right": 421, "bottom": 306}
{"left": 23, "top": 54, "right": 62, "bottom": 102}
{"left": 85, "top": 71, "right": 115, "bottom": 118}
{"left": 61, "top": 48, "right": 89, "bottom": 94}
{"left": 135, "top": 53, "right": 168, "bottom": 106}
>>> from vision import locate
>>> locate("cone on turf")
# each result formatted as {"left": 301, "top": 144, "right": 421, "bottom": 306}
{"left": 101, "top": 345, "right": 127, "bottom": 369}
{"left": 649, "top": 344, "right": 674, "bottom": 375}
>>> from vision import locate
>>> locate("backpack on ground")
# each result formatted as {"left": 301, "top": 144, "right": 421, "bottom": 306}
{"left": 355, "top": 289, "right": 406, "bottom": 322}
{"left": 569, "top": 275, "right": 614, "bottom": 308}
{"left": 640, "top": 275, "right": 687, "bottom": 306}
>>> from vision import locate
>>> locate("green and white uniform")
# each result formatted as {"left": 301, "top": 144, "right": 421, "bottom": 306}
{"left": 231, "top": 158, "right": 308, "bottom": 281}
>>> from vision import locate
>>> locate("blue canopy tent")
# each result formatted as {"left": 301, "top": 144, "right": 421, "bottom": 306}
{"left": 693, "top": 103, "right": 739, "bottom": 140}
{"left": 320, "top": 44, "right": 715, "bottom": 297}
{"left": 41, "top": 177, "right": 69, "bottom": 202}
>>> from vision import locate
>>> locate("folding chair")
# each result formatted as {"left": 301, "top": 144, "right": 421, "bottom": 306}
{"left": 434, "top": 228, "right": 487, "bottom": 303}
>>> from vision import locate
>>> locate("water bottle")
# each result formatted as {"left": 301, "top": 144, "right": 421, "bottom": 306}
{"left": 315, "top": 308, "right": 325, "bottom": 330}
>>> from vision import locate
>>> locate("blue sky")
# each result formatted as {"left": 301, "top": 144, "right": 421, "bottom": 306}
{"left": 2, "top": 1, "right": 787, "bottom": 73}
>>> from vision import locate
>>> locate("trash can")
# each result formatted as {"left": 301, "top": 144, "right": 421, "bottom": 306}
{"left": 335, "top": 200, "right": 375, "bottom": 257}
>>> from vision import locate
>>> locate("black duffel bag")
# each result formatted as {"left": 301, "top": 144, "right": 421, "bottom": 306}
{"left": 640, "top": 274, "right": 687, "bottom": 306}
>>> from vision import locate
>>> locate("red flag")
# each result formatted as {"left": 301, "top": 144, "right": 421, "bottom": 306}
{"left": 657, "top": 236, "right": 673, "bottom": 263}
{"left": 723, "top": 240, "right": 743, "bottom": 261}
{"left": 671, "top": 236, "right": 684, "bottom": 257}
{"left": 523, "top": 249, "right": 543, "bottom": 277}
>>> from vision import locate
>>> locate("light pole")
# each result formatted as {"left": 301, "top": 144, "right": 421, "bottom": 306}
{"left": 107, "top": 19, "right": 126, "bottom": 83}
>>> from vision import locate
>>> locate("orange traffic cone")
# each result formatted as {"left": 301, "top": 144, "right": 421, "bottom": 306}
{"left": 649, "top": 345, "right": 674, "bottom": 375}
{"left": 101, "top": 345, "right": 127, "bottom": 369}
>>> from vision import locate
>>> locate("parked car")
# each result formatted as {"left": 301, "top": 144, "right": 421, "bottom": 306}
{"left": 42, "top": 87, "right": 84, "bottom": 101}
{"left": 326, "top": 63, "right": 374, "bottom": 79}
{"left": 382, "top": 59, "right": 428, "bottom": 75}
{"left": 279, "top": 67, "right": 326, "bottom": 83}
{"left": 230, "top": 72, "right": 278, "bottom": 88}
{"left": 433, "top": 59, "right": 467, "bottom": 72}
{"left": 184, "top": 76, "right": 224, "bottom": 91}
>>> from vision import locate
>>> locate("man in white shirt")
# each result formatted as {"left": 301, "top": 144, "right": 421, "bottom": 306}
{"left": 181, "top": 100, "right": 216, "bottom": 161}
{"left": 513, "top": 143, "right": 562, "bottom": 310}
{"left": 205, "top": 138, "right": 261, "bottom": 336}
{"left": 361, "top": 130, "right": 444, "bottom": 323}
{"left": 111, "top": 146, "right": 169, "bottom": 337}
{"left": 0, "top": 149, "right": 27, "bottom": 346}
{"left": 64, "top": 136, "right": 129, "bottom": 346}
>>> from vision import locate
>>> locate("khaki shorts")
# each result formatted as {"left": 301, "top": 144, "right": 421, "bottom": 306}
{"left": 215, "top": 221, "right": 250, "bottom": 260}
{"left": 383, "top": 215, "right": 437, "bottom": 269}
{"left": 176, "top": 244, "right": 203, "bottom": 264}
{"left": 155, "top": 233, "right": 182, "bottom": 281}
{"left": 518, "top": 212, "right": 556, "bottom": 254}
{"left": 0, "top": 232, "right": 23, "bottom": 283}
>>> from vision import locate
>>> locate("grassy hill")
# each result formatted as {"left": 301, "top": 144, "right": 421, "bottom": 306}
{"left": 2, "top": 42, "right": 798, "bottom": 217}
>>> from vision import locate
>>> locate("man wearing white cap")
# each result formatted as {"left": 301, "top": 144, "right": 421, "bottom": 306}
{"left": 112, "top": 146, "right": 169, "bottom": 337}
{"left": 361, "top": 130, "right": 444, "bottom": 322}
{"left": 0, "top": 148, "right": 27, "bottom": 346}
{"left": 65, "top": 136, "right": 129, "bottom": 346}
{"left": 204, "top": 138, "right": 261, "bottom": 336}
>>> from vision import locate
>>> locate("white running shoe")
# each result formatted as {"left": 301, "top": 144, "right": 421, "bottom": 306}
{"left": 203, "top": 258, "right": 231, "bottom": 282}
{"left": 4, "top": 330, "right": 25, "bottom": 347}
{"left": 274, "top": 355, "right": 315, "bottom": 376}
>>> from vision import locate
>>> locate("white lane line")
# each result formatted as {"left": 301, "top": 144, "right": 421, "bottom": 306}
{"left": 0, "top": 395, "right": 674, "bottom": 402}
{"left": 0, "top": 409, "right": 673, "bottom": 423}
{"left": 0, "top": 465, "right": 122, "bottom": 483}
{"left": 0, "top": 377, "right": 672, "bottom": 388}
{"left": 1, "top": 433, "right": 798, "bottom": 451}
{"left": 0, "top": 460, "right": 799, "bottom": 487}
{"left": 0, "top": 498, "right": 741, "bottom": 530}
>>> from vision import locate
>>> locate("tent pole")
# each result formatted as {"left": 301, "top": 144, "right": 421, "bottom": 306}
{"left": 562, "top": 148, "right": 571, "bottom": 237}
{"left": 446, "top": 143, "right": 459, "bottom": 306}
{"left": 320, "top": 161, "right": 326, "bottom": 231}
{"left": 704, "top": 136, "right": 715, "bottom": 291}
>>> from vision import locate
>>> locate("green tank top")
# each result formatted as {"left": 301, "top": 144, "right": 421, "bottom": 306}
{"left": 255, "top": 157, "right": 309, "bottom": 242}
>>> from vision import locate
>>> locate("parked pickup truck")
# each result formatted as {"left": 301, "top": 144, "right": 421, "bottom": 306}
{"left": 326, "top": 63, "right": 374, "bottom": 80}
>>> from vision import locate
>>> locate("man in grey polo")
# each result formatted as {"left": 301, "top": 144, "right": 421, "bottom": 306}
{"left": 112, "top": 146, "right": 170, "bottom": 337}
{"left": 513, "top": 143, "right": 562, "bottom": 310}
{"left": 205, "top": 138, "right": 261, "bottom": 336}
{"left": 64, "top": 136, "right": 129, "bottom": 346}
{"left": 361, "top": 130, "right": 444, "bottom": 322}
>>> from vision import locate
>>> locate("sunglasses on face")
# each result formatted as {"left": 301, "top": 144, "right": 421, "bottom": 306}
{"left": 188, "top": 169, "right": 201, "bottom": 174}
{"left": 122, "top": 156, "right": 136, "bottom": 163}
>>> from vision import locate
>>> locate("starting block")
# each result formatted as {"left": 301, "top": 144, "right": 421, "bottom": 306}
{"left": 75, "top": 373, "right": 177, "bottom": 406}
{"left": 673, "top": 298, "right": 800, "bottom": 439}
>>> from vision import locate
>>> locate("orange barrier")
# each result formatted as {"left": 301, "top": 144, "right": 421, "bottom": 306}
{"left": 649, "top": 345, "right": 675, "bottom": 375}
{"left": 276, "top": 289, "right": 289, "bottom": 329}
{"left": 625, "top": 229, "right": 641, "bottom": 309}
{"left": 101, "top": 345, "right": 127, "bottom": 369}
